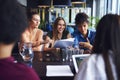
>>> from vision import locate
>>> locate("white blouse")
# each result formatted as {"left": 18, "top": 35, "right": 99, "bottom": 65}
{"left": 74, "top": 53, "right": 117, "bottom": 80}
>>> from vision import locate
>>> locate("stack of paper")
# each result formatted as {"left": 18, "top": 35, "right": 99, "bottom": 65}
{"left": 46, "top": 65, "right": 74, "bottom": 76}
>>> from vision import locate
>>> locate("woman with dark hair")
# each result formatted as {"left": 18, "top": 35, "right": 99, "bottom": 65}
{"left": 74, "top": 14, "right": 120, "bottom": 80}
{"left": 0, "top": 0, "right": 40, "bottom": 80}
{"left": 43, "top": 17, "right": 71, "bottom": 52}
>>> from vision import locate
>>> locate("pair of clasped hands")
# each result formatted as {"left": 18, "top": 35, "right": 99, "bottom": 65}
{"left": 79, "top": 38, "right": 93, "bottom": 54}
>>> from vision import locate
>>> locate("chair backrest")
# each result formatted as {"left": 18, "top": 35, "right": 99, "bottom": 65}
{"left": 66, "top": 26, "right": 74, "bottom": 35}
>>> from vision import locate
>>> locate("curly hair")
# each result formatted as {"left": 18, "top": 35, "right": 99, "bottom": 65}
{"left": 75, "top": 12, "right": 89, "bottom": 26}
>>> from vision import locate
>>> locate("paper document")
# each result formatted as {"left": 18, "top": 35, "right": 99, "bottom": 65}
{"left": 54, "top": 38, "right": 75, "bottom": 48}
{"left": 46, "top": 65, "right": 74, "bottom": 76}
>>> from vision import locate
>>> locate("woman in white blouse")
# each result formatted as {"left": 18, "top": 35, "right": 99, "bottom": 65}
{"left": 74, "top": 14, "right": 120, "bottom": 80}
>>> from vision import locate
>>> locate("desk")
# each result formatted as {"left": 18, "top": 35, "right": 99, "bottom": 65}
{"left": 12, "top": 51, "right": 75, "bottom": 80}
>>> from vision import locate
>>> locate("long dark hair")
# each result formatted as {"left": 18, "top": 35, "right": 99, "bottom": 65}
{"left": 92, "top": 14, "right": 120, "bottom": 79}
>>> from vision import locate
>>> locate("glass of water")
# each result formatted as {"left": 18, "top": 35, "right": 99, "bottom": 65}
{"left": 18, "top": 42, "right": 34, "bottom": 67}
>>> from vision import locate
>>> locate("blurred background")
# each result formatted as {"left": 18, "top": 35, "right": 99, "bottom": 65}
{"left": 17, "top": 0, "right": 120, "bottom": 31}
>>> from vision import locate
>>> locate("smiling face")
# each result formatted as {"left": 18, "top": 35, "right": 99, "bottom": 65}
{"left": 78, "top": 22, "right": 88, "bottom": 37}
{"left": 29, "top": 14, "right": 40, "bottom": 29}
{"left": 57, "top": 20, "right": 66, "bottom": 34}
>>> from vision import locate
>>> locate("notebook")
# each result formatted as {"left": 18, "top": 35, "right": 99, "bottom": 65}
{"left": 72, "top": 54, "right": 90, "bottom": 73}
{"left": 46, "top": 65, "right": 74, "bottom": 76}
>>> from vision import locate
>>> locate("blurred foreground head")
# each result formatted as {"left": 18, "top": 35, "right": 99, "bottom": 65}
{"left": 0, "top": 0, "right": 28, "bottom": 44}
{"left": 93, "top": 14, "right": 120, "bottom": 80}
{"left": 93, "top": 14, "right": 120, "bottom": 53}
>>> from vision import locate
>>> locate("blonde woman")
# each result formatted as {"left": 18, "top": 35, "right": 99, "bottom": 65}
{"left": 21, "top": 11, "right": 48, "bottom": 51}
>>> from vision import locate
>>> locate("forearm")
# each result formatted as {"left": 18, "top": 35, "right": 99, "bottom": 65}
{"left": 43, "top": 47, "right": 56, "bottom": 51}
{"left": 32, "top": 45, "right": 41, "bottom": 51}
{"left": 32, "top": 41, "right": 41, "bottom": 47}
{"left": 32, "top": 40, "right": 49, "bottom": 47}
{"left": 43, "top": 47, "right": 60, "bottom": 53}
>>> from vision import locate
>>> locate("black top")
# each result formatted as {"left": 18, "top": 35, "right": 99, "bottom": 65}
{"left": 47, "top": 30, "right": 69, "bottom": 39}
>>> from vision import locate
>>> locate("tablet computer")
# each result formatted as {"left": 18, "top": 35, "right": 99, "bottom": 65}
{"left": 72, "top": 54, "right": 90, "bottom": 73}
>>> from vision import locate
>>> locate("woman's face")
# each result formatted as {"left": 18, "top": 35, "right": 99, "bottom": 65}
{"left": 78, "top": 22, "right": 88, "bottom": 36}
{"left": 57, "top": 20, "right": 66, "bottom": 33}
{"left": 29, "top": 14, "right": 40, "bottom": 28}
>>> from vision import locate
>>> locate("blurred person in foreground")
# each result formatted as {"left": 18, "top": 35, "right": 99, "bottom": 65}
{"left": 0, "top": 0, "right": 40, "bottom": 80}
{"left": 43, "top": 17, "right": 71, "bottom": 52}
{"left": 20, "top": 11, "right": 48, "bottom": 51}
{"left": 74, "top": 14, "right": 120, "bottom": 80}
{"left": 72, "top": 13, "right": 96, "bottom": 54}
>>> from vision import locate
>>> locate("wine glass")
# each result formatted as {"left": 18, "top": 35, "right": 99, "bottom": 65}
{"left": 18, "top": 42, "right": 34, "bottom": 67}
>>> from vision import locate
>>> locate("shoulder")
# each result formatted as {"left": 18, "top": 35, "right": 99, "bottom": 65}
{"left": 62, "top": 30, "right": 70, "bottom": 39}
{"left": 37, "top": 29, "right": 43, "bottom": 33}
{"left": 15, "top": 63, "right": 40, "bottom": 80}
{"left": 0, "top": 60, "right": 40, "bottom": 80}
{"left": 36, "top": 29, "right": 43, "bottom": 34}
{"left": 86, "top": 54, "right": 103, "bottom": 64}
{"left": 72, "top": 30, "right": 80, "bottom": 36}
{"left": 73, "top": 30, "right": 81, "bottom": 34}
{"left": 81, "top": 54, "right": 104, "bottom": 67}
{"left": 65, "top": 30, "right": 69, "bottom": 34}
{"left": 88, "top": 29, "right": 96, "bottom": 38}
{"left": 88, "top": 29, "right": 96, "bottom": 35}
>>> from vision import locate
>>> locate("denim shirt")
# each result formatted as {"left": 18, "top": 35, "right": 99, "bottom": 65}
{"left": 72, "top": 29, "right": 96, "bottom": 50}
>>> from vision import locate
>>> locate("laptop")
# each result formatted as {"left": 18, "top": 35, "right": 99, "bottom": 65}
{"left": 72, "top": 54, "right": 90, "bottom": 73}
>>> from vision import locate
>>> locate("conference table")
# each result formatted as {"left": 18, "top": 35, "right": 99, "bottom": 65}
{"left": 12, "top": 51, "right": 76, "bottom": 80}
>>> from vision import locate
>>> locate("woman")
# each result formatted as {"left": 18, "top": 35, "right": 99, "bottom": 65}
{"left": 73, "top": 13, "right": 96, "bottom": 53}
{"left": 21, "top": 11, "right": 48, "bottom": 51}
{"left": 43, "top": 17, "right": 71, "bottom": 52}
{"left": 74, "top": 14, "right": 120, "bottom": 80}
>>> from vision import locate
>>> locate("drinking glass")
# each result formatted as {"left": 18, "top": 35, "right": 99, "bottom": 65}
{"left": 66, "top": 48, "right": 73, "bottom": 62}
{"left": 18, "top": 42, "right": 34, "bottom": 67}
{"left": 79, "top": 49, "right": 84, "bottom": 54}
{"left": 61, "top": 48, "right": 67, "bottom": 62}
{"left": 73, "top": 48, "right": 80, "bottom": 55}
